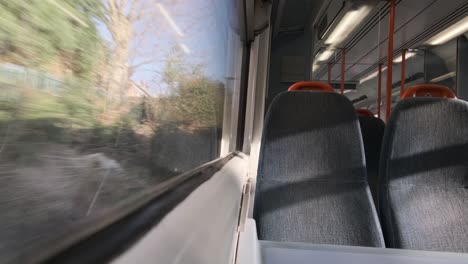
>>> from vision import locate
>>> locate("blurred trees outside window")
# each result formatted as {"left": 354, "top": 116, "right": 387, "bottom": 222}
{"left": 0, "top": 0, "right": 240, "bottom": 261}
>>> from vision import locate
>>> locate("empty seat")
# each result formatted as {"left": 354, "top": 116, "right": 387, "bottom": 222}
{"left": 379, "top": 84, "right": 468, "bottom": 252}
{"left": 254, "top": 85, "right": 384, "bottom": 247}
{"left": 357, "top": 109, "right": 385, "bottom": 206}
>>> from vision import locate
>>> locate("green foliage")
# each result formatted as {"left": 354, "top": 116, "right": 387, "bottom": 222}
{"left": 155, "top": 48, "right": 225, "bottom": 129}
{"left": 174, "top": 77, "right": 224, "bottom": 128}
{"left": 0, "top": 0, "right": 104, "bottom": 80}
{"left": 60, "top": 79, "right": 99, "bottom": 128}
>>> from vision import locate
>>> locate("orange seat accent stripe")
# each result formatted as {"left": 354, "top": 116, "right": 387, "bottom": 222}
{"left": 357, "top": 109, "right": 375, "bottom": 117}
{"left": 287, "top": 81, "right": 334, "bottom": 92}
{"left": 401, "top": 84, "right": 456, "bottom": 99}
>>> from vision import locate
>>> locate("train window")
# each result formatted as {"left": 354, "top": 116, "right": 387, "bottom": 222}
{"left": 0, "top": 0, "right": 241, "bottom": 261}
{"left": 426, "top": 39, "right": 457, "bottom": 90}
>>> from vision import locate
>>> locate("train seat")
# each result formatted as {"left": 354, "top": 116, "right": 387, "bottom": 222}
{"left": 356, "top": 109, "right": 385, "bottom": 206}
{"left": 379, "top": 84, "right": 468, "bottom": 252}
{"left": 254, "top": 85, "right": 384, "bottom": 247}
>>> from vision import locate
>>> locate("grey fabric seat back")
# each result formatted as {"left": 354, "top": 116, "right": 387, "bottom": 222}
{"left": 380, "top": 97, "right": 468, "bottom": 253}
{"left": 358, "top": 116, "right": 385, "bottom": 205}
{"left": 254, "top": 91, "right": 384, "bottom": 247}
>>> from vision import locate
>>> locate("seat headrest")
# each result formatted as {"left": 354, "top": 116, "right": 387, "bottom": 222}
{"left": 401, "top": 84, "right": 456, "bottom": 99}
{"left": 288, "top": 81, "right": 334, "bottom": 92}
{"left": 259, "top": 91, "right": 366, "bottom": 183}
{"left": 356, "top": 109, "right": 375, "bottom": 117}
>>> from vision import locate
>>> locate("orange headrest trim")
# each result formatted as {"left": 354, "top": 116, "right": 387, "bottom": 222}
{"left": 356, "top": 109, "right": 375, "bottom": 117}
{"left": 401, "top": 84, "right": 456, "bottom": 99}
{"left": 288, "top": 81, "right": 334, "bottom": 92}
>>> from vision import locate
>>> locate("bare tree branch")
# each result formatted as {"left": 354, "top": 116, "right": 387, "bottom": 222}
{"left": 131, "top": 58, "right": 164, "bottom": 70}
{"left": 102, "top": 15, "right": 112, "bottom": 28}
{"left": 107, "top": 0, "right": 117, "bottom": 15}
{"left": 127, "top": 0, "right": 140, "bottom": 21}
{"left": 120, "top": 0, "right": 128, "bottom": 11}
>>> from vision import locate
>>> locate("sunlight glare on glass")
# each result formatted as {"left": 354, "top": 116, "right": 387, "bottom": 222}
{"left": 157, "top": 3, "right": 184, "bottom": 37}
{"left": 179, "top": 43, "right": 191, "bottom": 54}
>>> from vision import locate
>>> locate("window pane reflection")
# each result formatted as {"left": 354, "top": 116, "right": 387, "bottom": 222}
{"left": 0, "top": 0, "right": 241, "bottom": 260}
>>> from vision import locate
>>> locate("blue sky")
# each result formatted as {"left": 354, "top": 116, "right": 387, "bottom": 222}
{"left": 96, "top": 0, "right": 234, "bottom": 95}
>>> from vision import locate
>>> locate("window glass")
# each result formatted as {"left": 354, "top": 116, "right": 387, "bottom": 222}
{"left": 389, "top": 49, "right": 425, "bottom": 106}
{"left": 0, "top": 0, "right": 241, "bottom": 260}
{"left": 425, "top": 39, "right": 457, "bottom": 90}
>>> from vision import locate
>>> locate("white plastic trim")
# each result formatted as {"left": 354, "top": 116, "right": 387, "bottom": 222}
{"left": 236, "top": 219, "right": 262, "bottom": 264}
{"left": 112, "top": 156, "right": 248, "bottom": 264}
